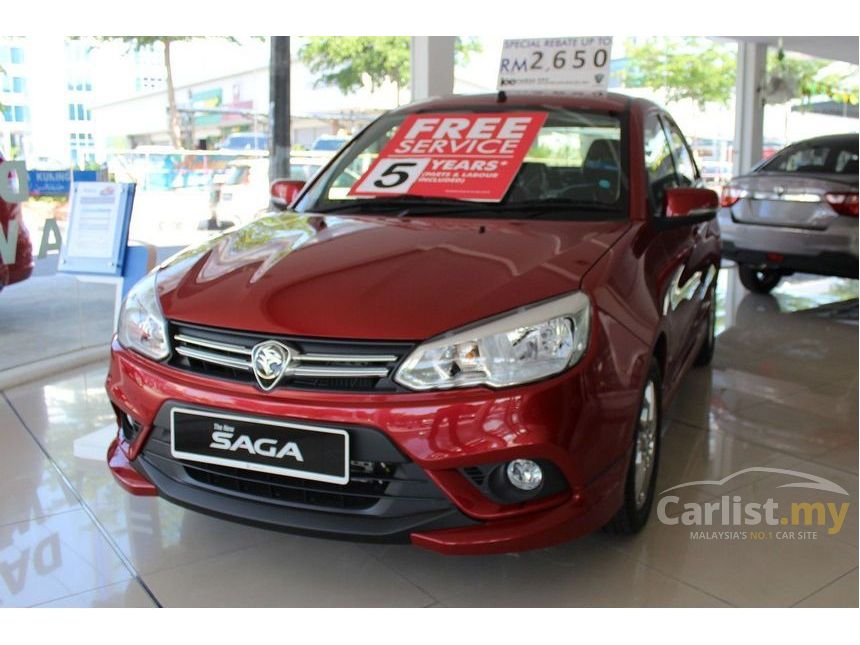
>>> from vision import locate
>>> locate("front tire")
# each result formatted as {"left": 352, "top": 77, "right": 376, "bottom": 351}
{"left": 738, "top": 264, "right": 781, "bottom": 294}
{"left": 604, "top": 358, "right": 662, "bottom": 535}
{"left": 693, "top": 285, "right": 716, "bottom": 367}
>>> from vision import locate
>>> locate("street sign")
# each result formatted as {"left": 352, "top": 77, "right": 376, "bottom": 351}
{"left": 28, "top": 170, "right": 98, "bottom": 197}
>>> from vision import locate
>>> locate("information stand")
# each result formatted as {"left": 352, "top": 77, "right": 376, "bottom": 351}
{"left": 57, "top": 182, "right": 155, "bottom": 330}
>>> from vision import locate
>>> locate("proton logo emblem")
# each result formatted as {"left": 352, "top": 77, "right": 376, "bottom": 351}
{"left": 774, "top": 185, "right": 786, "bottom": 195}
{"left": 250, "top": 341, "right": 292, "bottom": 391}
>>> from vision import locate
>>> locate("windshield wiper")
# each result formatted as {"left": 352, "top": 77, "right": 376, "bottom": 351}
{"left": 310, "top": 195, "right": 476, "bottom": 214}
{"left": 390, "top": 198, "right": 620, "bottom": 218}
{"left": 493, "top": 199, "right": 620, "bottom": 218}
{"left": 309, "top": 196, "right": 619, "bottom": 219}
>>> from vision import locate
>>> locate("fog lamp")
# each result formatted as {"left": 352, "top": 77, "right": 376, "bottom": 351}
{"left": 506, "top": 459, "right": 543, "bottom": 491}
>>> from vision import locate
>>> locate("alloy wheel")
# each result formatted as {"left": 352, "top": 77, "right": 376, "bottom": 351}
{"left": 633, "top": 379, "right": 658, "bottom": 509}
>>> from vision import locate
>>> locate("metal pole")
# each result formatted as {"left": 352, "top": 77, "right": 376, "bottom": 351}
{"left": 410, "top": 37, "right": 456, "bottom": 102}
{"left": 269, "top": 36, "right": 291, "bottom": 183}
{"left": 733, "top": 41, "right": 767, "bottom": 176}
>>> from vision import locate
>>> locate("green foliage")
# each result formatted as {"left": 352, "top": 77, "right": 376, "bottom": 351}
{"left": 297, "top": 37, "right": 482, "bottom": 95}
{"left": 622, "top": 37, "right": 859, "bottom": 108}
{"left": 769, "top": 50, "right": 859, "bottom": 105}
{"left": 621, "top": 38, "right": 736, "bottom": 108}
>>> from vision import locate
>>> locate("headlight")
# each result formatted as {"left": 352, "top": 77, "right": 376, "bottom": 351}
{"left": 395, "top": 292, "right": 590, "bottom": 391}
{"left": 117, "top": 271, "right": 170, "bottom": 361}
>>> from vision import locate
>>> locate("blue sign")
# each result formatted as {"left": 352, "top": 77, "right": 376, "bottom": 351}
{"left": 28, "top": 170, "right": 98, "bottom": 196}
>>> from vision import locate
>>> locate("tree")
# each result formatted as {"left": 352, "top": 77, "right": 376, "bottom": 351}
{"left": 769, "top": 49, "right": 858, "bottom": 105}
{"left": 297, "top": 37, "right": 482, "bottom": 105}
{"left": 622, "top": 37, "right": 859, "bottom": 108}
{"left": 621, "top": 38, "right": 736, "bottom": 108}
{"left": 86, "top": 37, "right": 239, "bottom": 149}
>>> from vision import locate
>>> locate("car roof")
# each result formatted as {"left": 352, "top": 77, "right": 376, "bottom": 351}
{"left": 783, "top": 133, "right": 859, "bottom": 148}
{"left": 389, "top": 92, "right": 652, "bottom": 116}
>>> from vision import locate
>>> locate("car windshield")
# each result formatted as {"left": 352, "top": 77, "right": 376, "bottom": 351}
{"left": 761, "top": 138, "right": 859, "bottom": 175}
{"left": 295, "top": 107, "right": 627, "bottom": 220}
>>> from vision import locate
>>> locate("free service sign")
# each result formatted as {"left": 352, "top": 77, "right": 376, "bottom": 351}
{"left": 497, "top": 37, "right": 613, "bottom": 92}
{"left": 349, "top": 112, "right": 547, "bottom": 202}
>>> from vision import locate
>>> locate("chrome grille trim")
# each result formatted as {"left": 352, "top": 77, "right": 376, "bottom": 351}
{"left": 170, "top": 328, "right": 405, "bottom": 385}
{"left": 175, "top": 346, "right": 252, "bottom": 370}
{"left": 293, "top": 366, "right": 390, "bottom": 378}
{"left": 174, "top": 334, "right": 253, "bottom": 356}
{"left": 299, "top": 353, "right": 398, "bottom": 363}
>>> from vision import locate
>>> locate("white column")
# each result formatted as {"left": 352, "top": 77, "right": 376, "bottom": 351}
{"left": 410, "top": 37, "right": 456, "bottom": 102}
{"left": 733, "top": 41, "right": 767, "bottom": 176}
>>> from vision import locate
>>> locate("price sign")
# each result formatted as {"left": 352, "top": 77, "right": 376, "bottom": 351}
{"left": 497, "top": 37, "right": 613, "bottom": 92}
{"left": 349, "top": 112, "right": 547, "bottom": 202}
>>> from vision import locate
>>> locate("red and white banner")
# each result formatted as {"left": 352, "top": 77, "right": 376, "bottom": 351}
{"left": 349, "top": 112, "right": 547, "bottom": 202}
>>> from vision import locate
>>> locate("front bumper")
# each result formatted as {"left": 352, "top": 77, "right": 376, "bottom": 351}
{"left": 106, "top": 333, "right": 642, "bottom": 554}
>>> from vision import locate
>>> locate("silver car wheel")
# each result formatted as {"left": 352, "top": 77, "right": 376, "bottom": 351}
{"left": 634, "top": 379, "right": 658, "bottom": 509}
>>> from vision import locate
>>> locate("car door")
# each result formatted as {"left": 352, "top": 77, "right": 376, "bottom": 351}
{"left": 660, "top": 115, "right": 719, "bottom": 373}
{"left": 643, "top": 111, "right": 703, "bottom": 387}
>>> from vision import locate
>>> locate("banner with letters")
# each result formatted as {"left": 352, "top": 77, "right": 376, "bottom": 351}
{"left": 497, "top": 37, "right": 613, "bottom": 92}
{"left": 349, "top": 112, "right": 547, "bottom": 202}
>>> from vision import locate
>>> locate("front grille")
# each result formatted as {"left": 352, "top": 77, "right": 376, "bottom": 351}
{"left": 167, "top": 321, "right": 414, "bottom": 392}
{"left": 183, "top": 461, "right": 394, "bottom": 510}
{"left": 139, "top": 421, "right": 453, "bottom": 515}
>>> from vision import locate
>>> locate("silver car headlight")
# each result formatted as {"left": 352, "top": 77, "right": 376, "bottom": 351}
{"left": 117, "top": 271, "right": 170, "bottom": 361}
{"left": 395, "top": 292, "right": 591, "bottom": 391}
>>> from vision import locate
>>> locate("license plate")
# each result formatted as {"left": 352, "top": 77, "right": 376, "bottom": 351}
{"left": 170, "top": 408, "right": 350, "bottom": 485}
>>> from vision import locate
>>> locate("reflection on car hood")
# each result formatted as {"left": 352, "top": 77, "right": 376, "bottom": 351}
{"left": 157, "top": 211, "right": 629, "bottom": 340}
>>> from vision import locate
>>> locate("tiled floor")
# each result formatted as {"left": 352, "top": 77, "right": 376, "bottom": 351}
{"left": 1, "top": 268, "right": 857, "bottom": 607}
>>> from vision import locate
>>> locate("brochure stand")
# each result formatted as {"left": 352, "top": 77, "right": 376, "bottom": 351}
{"left": 57, "top": 181, "right": 152, "bottom": 330}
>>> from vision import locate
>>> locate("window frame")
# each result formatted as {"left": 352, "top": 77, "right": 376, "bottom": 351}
{"left": 643, "top": 110, "right": 678, "bottom": 217}
{"left": 660, "top": 114, "right": 701, "bottom": 188}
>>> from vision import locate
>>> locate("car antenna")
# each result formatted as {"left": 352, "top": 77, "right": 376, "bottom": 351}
{"left": 497, "top": 90, "right": 507, "bottom": 103}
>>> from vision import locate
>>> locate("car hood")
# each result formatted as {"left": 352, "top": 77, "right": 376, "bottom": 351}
{"left": 157, "top": 212, "right": 629, "bottom": 340}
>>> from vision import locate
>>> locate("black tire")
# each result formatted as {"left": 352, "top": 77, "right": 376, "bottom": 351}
{"left": 738, "top": 264, "right": 781, "bottom": 294}
{"left": 604, "top": 358, "right": 662, "bottom": 535}
{"left": 693, "top": 284, "right": 717, "bottom": 367}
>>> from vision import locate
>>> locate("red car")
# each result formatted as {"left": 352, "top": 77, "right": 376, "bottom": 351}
{"left": 106, "top": 93, "right": 721, "bottom": 554}
{"left": 0, "top": 152, "right": 33, "bottom": 292}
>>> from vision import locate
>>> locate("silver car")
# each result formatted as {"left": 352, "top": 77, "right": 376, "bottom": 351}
{"left": 718, "top": 133, "right": 858, "bottom": 293}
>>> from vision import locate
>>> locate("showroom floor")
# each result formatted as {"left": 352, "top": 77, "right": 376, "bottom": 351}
{"left": 1, "top": 268, "right": 857, "bottom": 608}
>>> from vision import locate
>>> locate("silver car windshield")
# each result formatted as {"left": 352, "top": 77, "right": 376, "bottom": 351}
{"left": 761, "top": 138, "right": 859, "bottom": 175}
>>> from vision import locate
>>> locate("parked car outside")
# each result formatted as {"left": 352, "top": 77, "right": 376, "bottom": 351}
{"left": 106, "top": 93, "right": 721, "bottom": 554}
{"left": 718, "top": 133, "right": 858, "bottom": 293}
{"left": 699, "top": 160, "right": 734, "bottom": 188}
{"left": 1, "top": 150, "right": 34, "bottom": 293}
{"left": 213, "top": 152, "right": 338, "bottom": 227}
{"left": 218, "top": 132, "right": 269, "bottom": 152}
{"left": 311, "top": 134, "right": 349, "bottom": 152}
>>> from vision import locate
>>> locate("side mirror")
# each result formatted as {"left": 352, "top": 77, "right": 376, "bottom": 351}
{"left": 270, "top": 178, "right": 306, "bottom": 209}
{"left": 664, "top": 187, "right": 719, "bottom": 219}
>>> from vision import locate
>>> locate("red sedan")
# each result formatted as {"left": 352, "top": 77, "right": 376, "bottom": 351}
{"left": 106, "top": 93, "right": 720, "bottom": 554}
{"left": 0, "top": 153, "right": 33, "bottom": 292}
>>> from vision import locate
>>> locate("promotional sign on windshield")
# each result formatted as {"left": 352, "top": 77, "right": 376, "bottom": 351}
{"left": 349, "top": 111, "right": 547, "bottom": 202}
{"left": 497, "top": 37, "right": 613, "bottom": 92}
